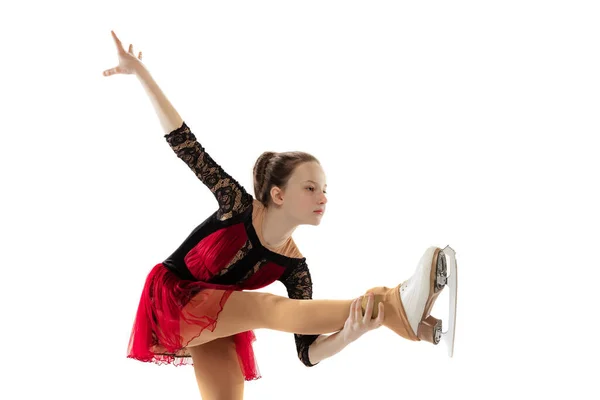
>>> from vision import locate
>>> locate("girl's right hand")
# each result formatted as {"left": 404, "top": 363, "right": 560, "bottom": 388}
{"left": 103, "top": 30, "right": 145, "bottom": 77}
{"left": 341, "top": 294, "right": 384, "bottom": 344}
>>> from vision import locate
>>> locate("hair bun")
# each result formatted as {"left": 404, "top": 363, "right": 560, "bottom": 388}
{"left": 253, "top": 151, "right": 277, "bottom": 201}
{"left": 256, "top": 151, "right": 276, "bottom": 176}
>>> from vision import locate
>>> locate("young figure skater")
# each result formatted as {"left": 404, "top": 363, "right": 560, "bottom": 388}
{"left": 103, "top": 31, "right": 457, "bottom": 400}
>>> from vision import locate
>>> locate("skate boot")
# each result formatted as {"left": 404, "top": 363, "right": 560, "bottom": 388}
{"left": 362, "top": 245, "right": 457, "bottom": 357}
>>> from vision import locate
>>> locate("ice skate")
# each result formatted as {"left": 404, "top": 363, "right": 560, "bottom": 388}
{"left": 439, "top": 245, "right": 457, "bottom": 357}
{"left": 362, "top": 245, "right": 457, "bottom": 357}
{"left": 399, "top": 245, "right": 457, "bottom": 356}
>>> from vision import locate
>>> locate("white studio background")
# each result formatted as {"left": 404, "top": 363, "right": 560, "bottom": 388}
{"left": 1, "top": 0, "right": 598, "bottom": 399}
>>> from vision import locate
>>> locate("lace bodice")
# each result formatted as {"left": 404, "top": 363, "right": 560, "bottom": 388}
{"left": 164, "top": 121, "right": 321, "bottom": 367}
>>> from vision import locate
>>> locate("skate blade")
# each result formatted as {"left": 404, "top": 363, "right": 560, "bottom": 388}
{"left": 440, "top": 245, "right": 457, "bottom": 357}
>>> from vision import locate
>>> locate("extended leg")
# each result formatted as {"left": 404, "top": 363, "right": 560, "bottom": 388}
{"left": 186, "top": 290, "right": 353, "bottom": 347}
{"left": 185, "top": 246, "right": 454, "bottom": 349}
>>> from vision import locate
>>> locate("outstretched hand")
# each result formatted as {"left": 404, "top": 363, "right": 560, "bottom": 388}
{"left": 341, "top": 293, "right": 384, "bottom": 343}
{"left": 103, "top": 30, "right": 145, "bottom": 77}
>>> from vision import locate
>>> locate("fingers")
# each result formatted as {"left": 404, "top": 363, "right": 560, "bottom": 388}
{"left": 111, "top": 30, "right": 142, "bottom": 59}
{"left": 362, "top": 293, "right": 374, "bottom": 324}
{"left": 348, "top": 298, "right": 357, "bottom": 319}
{"left": 347, "top": 296, "right": 383, "bottom": 334}
{"left": 111, "top": 30, "right": 125, "bottom": 52}
{"left": 372, "top": 302, "right": 384, "bottom": 328}
{"left": 102, "top": 66, "right": 122, "bottom": 76}
{"left": 128, "top": 43, "right": 143, "bottom": 59}
{"left": 127, "top": 42, "right": 142, "bottom": 59}
{"left": 354, "top": 297, "right": 362, "bottom": 321}
{"left": 363, "top": 302, "right": 383, "bottom": 331}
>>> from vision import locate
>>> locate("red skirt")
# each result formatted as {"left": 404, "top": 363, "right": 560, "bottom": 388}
{"left": 127, "top": 262, "right": 261, "bottom": 381}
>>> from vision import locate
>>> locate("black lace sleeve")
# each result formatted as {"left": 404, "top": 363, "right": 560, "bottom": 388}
{"left": 164, "top": 121, "right": 253, "bottom": 221}
{"left": 278, "top": 260, "right": 320, "bottom": 367}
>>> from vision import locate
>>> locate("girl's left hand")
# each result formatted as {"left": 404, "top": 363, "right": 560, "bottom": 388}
{"left": 341, "top": 294, "right": 384, "bottom": 343}
{"left": 103, "top": 31, "right": 145, "bottom": 77}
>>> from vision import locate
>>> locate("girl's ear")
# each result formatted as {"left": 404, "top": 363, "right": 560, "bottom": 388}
{"left": 270, "top": 186, "right": 285, "bottom": 206}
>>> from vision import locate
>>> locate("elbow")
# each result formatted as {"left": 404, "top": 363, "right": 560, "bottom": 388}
{"left": 300, "top": 348, "right": 318, "bottom": 367}
{"left": 300, "top": 356, "right": 318, "bottom": 367}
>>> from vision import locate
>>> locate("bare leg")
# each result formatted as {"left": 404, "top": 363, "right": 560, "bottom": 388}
{"left": 186, "top": 290, "right": 353, "bottom": 347}
{"left": 188, "top": 336, "right": 244, "bottom": 400}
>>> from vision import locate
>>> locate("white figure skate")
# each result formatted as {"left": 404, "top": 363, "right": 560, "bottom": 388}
{"left": 399, "top": 245, "right": 458, "bottom": 357}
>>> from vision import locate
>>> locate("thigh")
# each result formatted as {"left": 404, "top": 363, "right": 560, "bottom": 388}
{"left": 187, "top": 336, "right": 245, "bottom": 400}
{"left": 184, "top": 289, "right": 277, "bottom": 347}
{"left": 185, "top": 289, "right": 350, "bottom": 347}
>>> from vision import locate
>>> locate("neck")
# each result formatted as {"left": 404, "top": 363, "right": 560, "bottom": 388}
{"left": 261, "top": 204, "right": 298, "bottom": 249}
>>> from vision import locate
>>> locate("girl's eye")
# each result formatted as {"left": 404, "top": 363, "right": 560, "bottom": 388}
{"left": 307, "top": 187, "right": 327, "bottom": 194}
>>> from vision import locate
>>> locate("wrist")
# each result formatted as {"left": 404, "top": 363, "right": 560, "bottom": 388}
{"left": 341, "top": 328, "right": 360, "bottom": 345}
{"left": 134, "top": 63, "right": 151, "bottom": 81}
{"left": 308, "top": 331, "right": 351, "bottom": 364}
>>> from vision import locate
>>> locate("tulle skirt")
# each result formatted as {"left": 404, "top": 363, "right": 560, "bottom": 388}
{"left": 126, "top": 262, "right": 261, "bottom": 381}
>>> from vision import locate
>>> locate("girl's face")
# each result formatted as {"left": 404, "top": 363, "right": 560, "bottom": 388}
{"left": 271, "top": 161, "right": 328, "bottom": 225}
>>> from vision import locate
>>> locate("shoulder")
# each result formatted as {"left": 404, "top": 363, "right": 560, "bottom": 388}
{"left": 288, "top": 237, "right": 304, "bottom": 260}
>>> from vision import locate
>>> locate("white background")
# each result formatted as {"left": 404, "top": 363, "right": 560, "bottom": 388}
{"left": 1, "top": 1, "right": 598, "bottom": 399}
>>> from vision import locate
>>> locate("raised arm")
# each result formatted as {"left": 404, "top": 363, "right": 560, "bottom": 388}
{"left": 163, "top": 122, "right": 253, "bottom": 220}
{"left": 103, "top": 31, "right": 183, "bottom": 134}
{"left": 103, "top": 31, "right": 252, "bottom": 220}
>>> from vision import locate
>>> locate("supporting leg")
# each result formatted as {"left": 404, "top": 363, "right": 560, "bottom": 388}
{"left": 188, "top": 336, "right": 244, "bottom": 400}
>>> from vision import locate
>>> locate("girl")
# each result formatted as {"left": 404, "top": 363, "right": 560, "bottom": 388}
{"left": 103, "top": 31, "right": 456, "bottom": 400}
